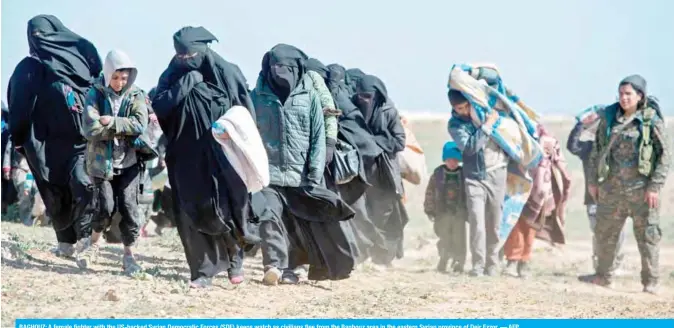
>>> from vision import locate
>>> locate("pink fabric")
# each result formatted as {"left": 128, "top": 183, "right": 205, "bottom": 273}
{"left": 519, "top": 125, "right": 572, "bottom": 245}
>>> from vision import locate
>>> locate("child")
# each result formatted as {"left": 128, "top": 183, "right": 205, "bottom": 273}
{"left": 79, "top": 49, "right": 149, "bottom": 274}
{"left": 424, "top": 141, "right": 468, "bottom": 273}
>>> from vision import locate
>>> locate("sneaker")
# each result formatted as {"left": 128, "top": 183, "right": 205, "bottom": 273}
{"left": 503, "top": 260, "right": 519, "bottom": 277}
{"left": 517, "top": 261, "right": 531, "bottom": 279}
{"left": 262, "top": 266, "right": 282, "bottom": 286}
{"left": 122, "top": 254, "right": 142, "bottom": 275}
{"left": 578, "top": 274, "right": 613, "bottom": 288}
{"left": 76, "top": 242, "right": 99, "bottom": 269}
{"left": 643, "top": 282, "right": 659, "bottom": 295}
{"left": 189, "top": 276, "right": 212, "bottom": 289}
{"left": 51, "top": 243, "right": 76, "bottom": 258}
{"left": 469, "top": 268, "right": 484, "bottom": 277}
{"left": 293, "top": 265, "right": 309, "bottom": 280}
{"left": 484, "top": 265, "right": 499, "bottom": 277}
{"left": 436, "top": 256, "right": 449, "bottom": 273}
{"left": 281, "top": 270, "right": 299, "bottom": 285}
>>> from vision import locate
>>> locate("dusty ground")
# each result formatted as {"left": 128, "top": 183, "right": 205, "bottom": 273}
{"left": 2, "top": 118, "right": 673, "bottom": 325}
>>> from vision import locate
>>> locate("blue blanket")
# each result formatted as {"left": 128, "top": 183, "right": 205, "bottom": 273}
{"left": 447, "top": 64, "right": 544, "bottom": 249}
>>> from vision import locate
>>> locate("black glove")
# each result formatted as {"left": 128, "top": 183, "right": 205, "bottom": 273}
{"left": 326, "top": 138, "right": 337, "bottom": 165}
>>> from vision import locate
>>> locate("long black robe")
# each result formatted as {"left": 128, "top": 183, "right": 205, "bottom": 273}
{"left": 7, "top": 15, "right": 101, "bottom": 243}
{"left": 152, "top": 27, "right": 256, "bottom": 282}
{"left": 354, "top": 75, "right": 409, "bottom": 265}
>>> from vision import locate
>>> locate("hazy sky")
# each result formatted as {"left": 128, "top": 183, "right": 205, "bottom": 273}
{"left": 1, "top": 0, "right": 672, "bottom": 115}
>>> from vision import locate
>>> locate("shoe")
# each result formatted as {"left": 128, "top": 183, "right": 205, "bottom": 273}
{"left": 484, "top": 265, "right": 499, "bottom": 277}
{"left": 503, "top": 260, "right": 519, "bottom": 277}
{"left": 469, "top": 268, "right": 484, "bottom": 277}
{"left": 122, "top": 254, "right": 142, "bottom": 275}
{"left": 578, "top": 274, "right": 613, "bottom": 288}
{"left": 76, "top": 242, "right": 99, "bottom": 269}
{"left": 262, "top": 266, "right": 281, "bottom": 286}
{"left": 51, "top": 243, "right": 76, "bottom": 258}
{"left": 517, "top": 261, "right": 531, "bottom": 279}
{"left": 451, "top": 261, "right": 464, "bottom": 274}
{"left": 643, "top": 282, "right": 659, "bottom": 295}
{"left": 280, "top": 270, "right": 299, "bottom": 285}
{"left": 189, "top": 277, "right": 212, "bottom": 289}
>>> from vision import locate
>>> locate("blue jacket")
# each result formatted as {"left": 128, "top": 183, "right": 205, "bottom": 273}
{"left": 448, "top": 111, "right": 493, "bottom": 181}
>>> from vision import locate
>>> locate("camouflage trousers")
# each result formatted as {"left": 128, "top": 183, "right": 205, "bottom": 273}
{"left": 595, "top": 187, "right": 661, "bottom": 284}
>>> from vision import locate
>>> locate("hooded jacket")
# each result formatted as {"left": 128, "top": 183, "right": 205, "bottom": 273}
{"left": 83, "top": 49, "right": 148, "bottom": 180}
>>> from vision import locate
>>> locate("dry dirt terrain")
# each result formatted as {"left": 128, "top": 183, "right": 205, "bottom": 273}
{"left": 2, "top": 117, "right": 673, "bottom": 325}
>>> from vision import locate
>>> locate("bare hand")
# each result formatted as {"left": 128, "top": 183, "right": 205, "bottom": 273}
{"left": 99, "top": 116, "right": 113, "bottom": 126}
{"left": 2, "top": 170, "right": 10, "bottom": 180}
{"left": 217, "top": 131, "right": 230, "bottom": 140}
{"left": 588, "top": 185, "right": 598, "bottom": 202}
{"left": 582, "top": 113, "right": 598, "bottom": 125}
{"left": 149, "top": 114, "right": 158, "bottom": 124}
{"left": 645, "top": 191, "right": 659, "bottom": 209}
{"left": 484, "top": 110, "right": 500, "bottom": 128}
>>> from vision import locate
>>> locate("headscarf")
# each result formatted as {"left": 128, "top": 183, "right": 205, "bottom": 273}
{"left": 618, "top": 74, "right": 664, "bottom": 120}
{"left": 345, "top": 68, "right": 366, "bottom": 96}
{"left": 354, "top": 74, "right": 388, "bottom": 122}
{"left": 26, "top": 15, "right": 102, "bottom": 94}
{"left": 442, "top": 141, "right": 462, "bottom": 162}
{"left": 169, "top": 26, "right": 218, "bottom": 79}
{"left": 306, "top": 58, "right": 329, "bottom": 80}
{"left": 261, "top": 44, "right": 308, "bottom": 103}
{"left": 619, "top": 74, "right": 647, "bottom": 96}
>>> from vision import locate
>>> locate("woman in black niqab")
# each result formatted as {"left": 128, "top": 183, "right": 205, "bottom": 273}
{"left": 353, "top": 74, "right": 409, "bottom": 266}
{"left": 152, "top": 26, "right": 256, "bottom": 288}
{"left": 7, "top": 14, "right": 102, "bottom": 258}
{"left": 260, "top": 44, "right": 308, "bottom": 104}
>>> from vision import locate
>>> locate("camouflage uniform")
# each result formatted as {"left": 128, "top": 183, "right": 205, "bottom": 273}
{"left": 588, "top": 105, "right": 670, "bottom": 287}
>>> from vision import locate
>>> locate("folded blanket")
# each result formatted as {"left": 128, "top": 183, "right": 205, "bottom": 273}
{"left": 448, "top": 64, "right": 544, "bottom": 248}
{"left": 575, "top": 105, "right": 604, "bottom": 142}
{"left": 212, "top": 106, "right": 269, "bottom": 193}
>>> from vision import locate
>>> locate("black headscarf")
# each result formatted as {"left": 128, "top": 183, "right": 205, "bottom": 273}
{"left": 354, "top": 74, "right": 388, "bottom": 122}
{"left": 306, "top": 58, "right": 329, "bottom": 80}
{"left": 345, "top": 68, "right": 366, "bottom": 96}
{"left": 261, "top": 44, "right": 308, "bottom": 103}
{"left": 26, "top": 15, "right": 102, "bottom": 94}
{"left": 166, "top": 27, "right": 218, "bottom": 83}
{"left": 327, "top": 64, "right": 346, "bottom": 91}
{"left": 154, "top": 26, "right": 255, "bottom": 118}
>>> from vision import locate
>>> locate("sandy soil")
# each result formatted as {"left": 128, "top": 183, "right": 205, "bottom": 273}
{"left": 2, "top": 118, "right": 673, "bottom": 325}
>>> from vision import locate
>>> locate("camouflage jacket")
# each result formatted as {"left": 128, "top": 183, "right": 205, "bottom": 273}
{"left": 306, "top": 71, "right": 339, "bottom": 142}
{"left": 589, "top": 104, "right": 670, "bottom": 193}
{"left": 83, "top": 81, "right": 148, "bottom": 180}
{"left": 423, "top": 164, "right": 468, "bottom": 221}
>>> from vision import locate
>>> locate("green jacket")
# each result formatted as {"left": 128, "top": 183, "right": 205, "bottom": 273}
{"left": 306, "top": 71, "right": 339, "bottom": 142}
{"left": 251, "top": 74, "right": 326, "bottom": 187}
{"left": 83, "top": 80, "right": 148, "bottom": 180}
{"left": 589, "top": 105, "right": 670, "bottom": 193}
